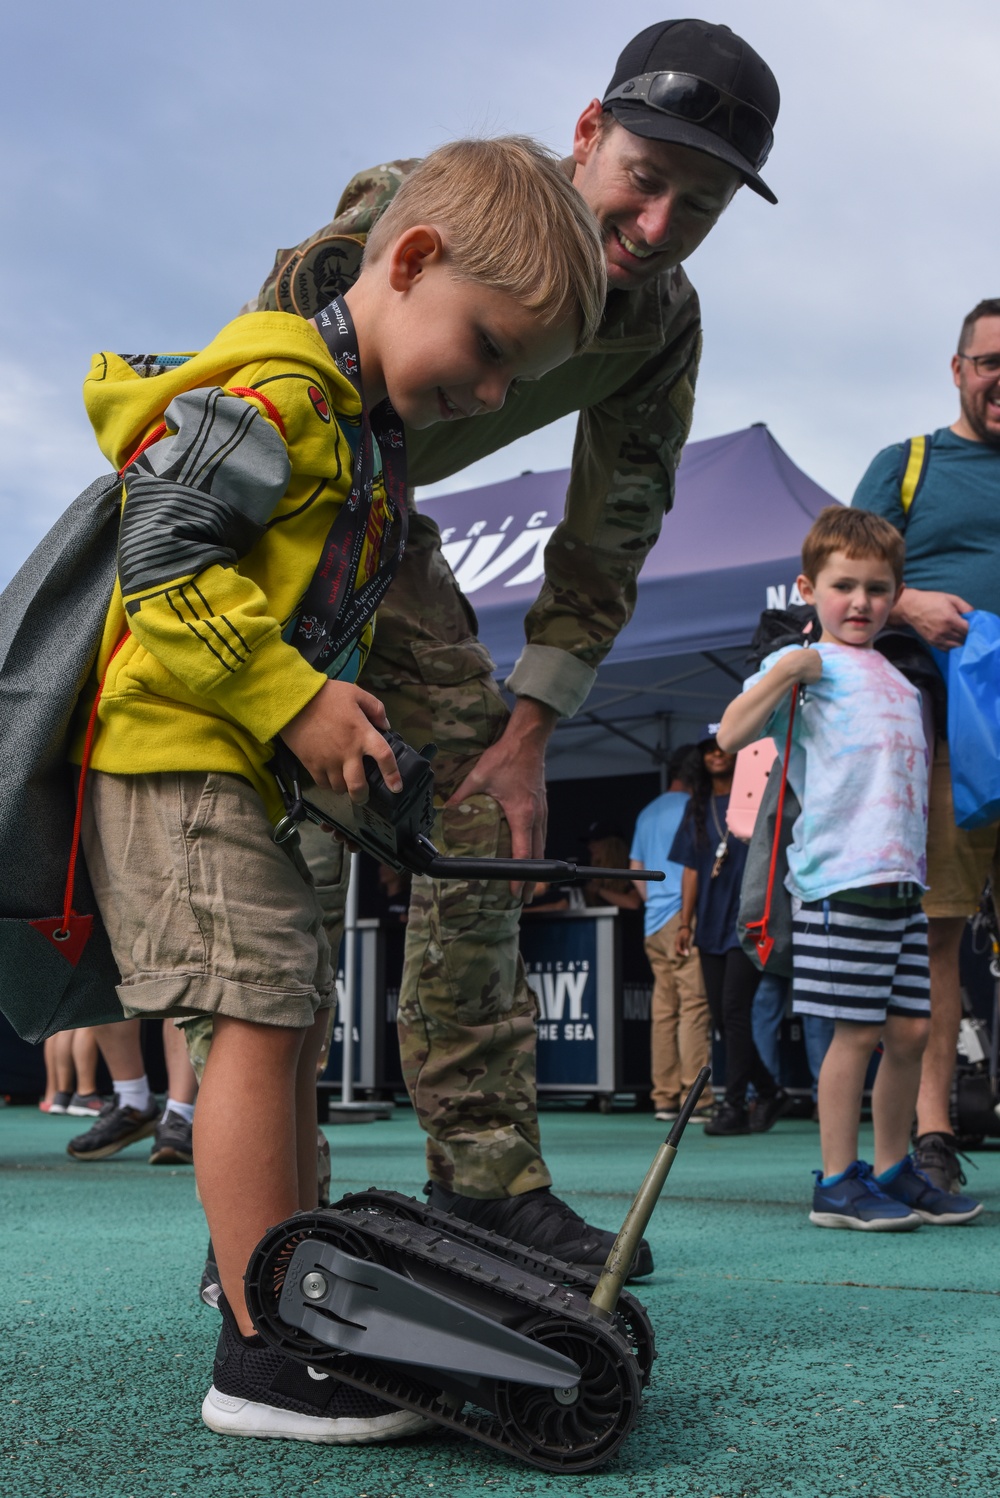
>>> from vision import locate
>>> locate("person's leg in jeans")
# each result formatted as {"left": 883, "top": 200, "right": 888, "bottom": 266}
{"left": 751, "top": 973, "right": 787, "bottom": 1084}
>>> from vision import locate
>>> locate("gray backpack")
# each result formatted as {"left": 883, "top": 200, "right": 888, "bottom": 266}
{"left": 0, "top": 474, "right": 125, "bottom": 1042}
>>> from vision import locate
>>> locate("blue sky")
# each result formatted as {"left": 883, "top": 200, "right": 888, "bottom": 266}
{"left": 2, "top": 0, "right": 997, "bottom": 586}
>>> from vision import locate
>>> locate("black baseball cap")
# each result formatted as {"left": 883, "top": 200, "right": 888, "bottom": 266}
{"left": 603, "top": 20, "right": 780, "bottom": 204}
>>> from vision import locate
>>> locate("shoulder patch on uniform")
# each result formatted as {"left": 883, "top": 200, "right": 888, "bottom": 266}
{"left": 273, "top": 249, "right": 304, "bottom": 313}
{"left": 290, "top": 236, "right": 366, "bottom": 319}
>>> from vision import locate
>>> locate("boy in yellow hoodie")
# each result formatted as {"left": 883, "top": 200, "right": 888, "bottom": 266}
{"left": 71, "top": 136, "right": 605, "bottom": 1444}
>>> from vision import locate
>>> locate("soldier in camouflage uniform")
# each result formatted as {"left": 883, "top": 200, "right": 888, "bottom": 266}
{"left": 221, "top": 20, "right": 780, "bottom": 1269}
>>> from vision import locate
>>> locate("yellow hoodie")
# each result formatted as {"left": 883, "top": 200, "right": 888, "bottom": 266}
{"left": 72, "top": 311, "right": 381, "bottom": 820}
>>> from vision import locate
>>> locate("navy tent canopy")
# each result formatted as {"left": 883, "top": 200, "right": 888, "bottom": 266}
{"left": 417, "top": 425, "right": 839, "bottom": 778}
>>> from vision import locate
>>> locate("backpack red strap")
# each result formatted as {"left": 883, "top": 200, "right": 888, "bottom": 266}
{"left": 744, "top": 685, "right": 797, "bottom": 967}
{"left": 29, "top": 633, "right": 131, "bottom": 966}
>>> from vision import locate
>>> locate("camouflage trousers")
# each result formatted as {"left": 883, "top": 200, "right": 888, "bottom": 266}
{"left": 184, "top": 504, "right": 548, "bottom": 1199}
{"left": 319, "top": 503, "right": 548, "bottom": 1198}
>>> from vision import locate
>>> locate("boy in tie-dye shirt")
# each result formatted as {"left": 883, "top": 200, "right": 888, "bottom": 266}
{"left": 718, "top": 507, "right": 981, "bottom": 1230}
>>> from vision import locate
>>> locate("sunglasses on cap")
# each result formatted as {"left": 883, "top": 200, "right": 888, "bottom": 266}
{"left": 603, "top": 70, "right": 774, "bottom": 173}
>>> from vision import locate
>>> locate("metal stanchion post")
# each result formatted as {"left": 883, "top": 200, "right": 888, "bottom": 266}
{"left": 327, "top": 851, "right": 392, "bottom": 1123}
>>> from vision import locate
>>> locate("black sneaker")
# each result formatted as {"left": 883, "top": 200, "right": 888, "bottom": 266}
{"left": 66, "top": 1099, "right": 159, "bottom": 1160}
{"left": 424, "top": 1182, "right": 654, "bottom": 1279}
{"left": 202, "top": 1295, "right": 433, "bottom": 1444}
{"left": 703, "top": 1102, "right": 751, "bottom": 1136}
{"left": 749, "top": 1089, "right": 792, "bottom": 1133}
{"left": 913, "top": 1132, "right": 976, "bottom": 1195}
{"left": 149, "top": 1108, "right": 194, "bottom": 1165}
{"left": 200, "top": 1239, "right": 222, "bottom": 1309}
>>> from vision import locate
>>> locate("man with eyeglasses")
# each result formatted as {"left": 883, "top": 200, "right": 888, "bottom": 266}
{"left": 853, "top": 298, "right": 1000, "bottom": 1208}
{"left": 234, "top": 19, "right": 780, "bottom": 1269}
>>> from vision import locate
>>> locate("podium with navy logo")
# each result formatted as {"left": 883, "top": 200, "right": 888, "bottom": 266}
{"left": 320, "top": 907, "right": 651, "bottom": 1111}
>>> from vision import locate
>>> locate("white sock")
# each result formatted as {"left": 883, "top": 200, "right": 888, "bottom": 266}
{"left": 115, "top": 1075, "right": 152, "bottom": 1113}
{"left": 164, "top": 1098, "right": 195, "bottom": 1124}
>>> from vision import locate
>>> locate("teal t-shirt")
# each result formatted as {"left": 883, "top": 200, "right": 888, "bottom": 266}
{"left": 852, "top": 427, "right": 1000, "bottom": 613}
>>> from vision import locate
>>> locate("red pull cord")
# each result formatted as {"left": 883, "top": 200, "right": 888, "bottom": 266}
{"left": 745, "top": 685, "right": 798, "bottom": 966}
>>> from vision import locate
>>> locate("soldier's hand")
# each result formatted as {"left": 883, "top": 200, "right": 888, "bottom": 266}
{"left": 447, "top": 698, "right": 558, "bottom": 897}
{"left": 280, "top": 681, "right": 400, "bottom": 802}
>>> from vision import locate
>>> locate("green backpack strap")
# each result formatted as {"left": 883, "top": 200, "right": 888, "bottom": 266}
{"left": 899, "top": 434, "right": 931, "bottom": 516}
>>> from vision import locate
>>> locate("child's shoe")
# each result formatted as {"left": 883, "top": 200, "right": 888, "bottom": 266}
{"left": 149, "top": 1107, "right": 193, "bottom": 1165}
{"left": 202, "top": 1295, "right": 434, "bottom": 1444}
{"left": 66, "top": 1099, "right": 159, "bottom": 1159}
{"left": 66, "top": 1091, "right": 105, "bottom": 1117}
{"left": 809, "top": 1161, "right": 922, "bottom": 1231}
{"left": 876, "top": 1155, "right": 982, "bottom": 1225}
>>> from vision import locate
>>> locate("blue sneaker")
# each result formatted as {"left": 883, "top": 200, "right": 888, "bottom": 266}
{"left": 809, "top": 1161, "right": 922, "bottom": 1231}
{"left": 877, "top": 1155, "right": 983, "bottom": 1225}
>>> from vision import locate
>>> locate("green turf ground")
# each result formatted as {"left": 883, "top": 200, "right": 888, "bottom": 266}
{"left": 2, "top": 1103, "right": 998, "bottom": 1498}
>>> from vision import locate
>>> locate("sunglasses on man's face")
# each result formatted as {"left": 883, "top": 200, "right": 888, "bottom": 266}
{"left": 603, "top": 70, "right": 774, "bottom": 172}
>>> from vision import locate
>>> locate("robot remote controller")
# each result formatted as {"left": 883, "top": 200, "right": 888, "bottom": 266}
{"left": 273, "top": 729, "right": 665, "bottom": 885}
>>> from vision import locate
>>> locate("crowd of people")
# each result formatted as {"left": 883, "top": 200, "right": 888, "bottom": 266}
{"left": 2, "top": 10, "right": 998, "bottom": 1458}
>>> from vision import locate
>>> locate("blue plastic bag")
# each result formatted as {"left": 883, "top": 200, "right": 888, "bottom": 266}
{"left": 947, "top": 610, "right": 1000, "bottom": 830}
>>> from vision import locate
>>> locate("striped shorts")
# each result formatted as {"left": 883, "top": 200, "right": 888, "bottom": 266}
{"left": 791, "top": 892, "right": 930, "bottom": 1024}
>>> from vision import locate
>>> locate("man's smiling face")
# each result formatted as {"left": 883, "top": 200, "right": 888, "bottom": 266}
{"left": 952, "top": 314, "right": 1000, "bottom": 449}
{"left": 571, "top": 101, "right": 741, "bottom": 290}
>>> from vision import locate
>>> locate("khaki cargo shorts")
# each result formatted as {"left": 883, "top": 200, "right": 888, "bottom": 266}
{"left": 81, "top": 769, "right": 334, "bottom": 1027}
{"left": 924, "top": 741, "right": 1000, "bottom": 920}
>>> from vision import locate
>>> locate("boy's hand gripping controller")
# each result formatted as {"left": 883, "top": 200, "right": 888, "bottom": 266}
{"left": 272, "top": 729, "right": 665, "bottom": 886}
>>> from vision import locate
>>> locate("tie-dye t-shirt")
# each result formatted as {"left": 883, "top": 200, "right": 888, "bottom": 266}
{"left": 744, "top": 644, "right": 929, "bottom": 902}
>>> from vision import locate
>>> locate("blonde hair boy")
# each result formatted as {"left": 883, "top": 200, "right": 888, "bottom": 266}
{"left": 69, "top": 133, "right": 604, "bottom": 1445}
{"left": 364, "top": 136, "right": 606, "bottom": 350}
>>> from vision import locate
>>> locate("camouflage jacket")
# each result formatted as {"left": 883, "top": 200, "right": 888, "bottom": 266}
{"left": 254, "top": 159, "right": 702, "bottom": 719}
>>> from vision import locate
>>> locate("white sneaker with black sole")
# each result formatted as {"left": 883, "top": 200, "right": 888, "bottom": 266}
{"left": 202, "top": 1295, "right": 434, "bottom": 1444}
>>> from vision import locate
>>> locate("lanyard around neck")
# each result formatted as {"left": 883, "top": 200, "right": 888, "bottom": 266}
{"left": 287, "top": 296, "right": 408, "bottom": 670}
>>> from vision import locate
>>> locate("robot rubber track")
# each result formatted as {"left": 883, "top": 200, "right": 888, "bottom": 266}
{"left": 344, "top": 1189, "right": 657, "bottom": 1383}
{"left": 245, "top": 1189, "right": 649, "bottom": 1473}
